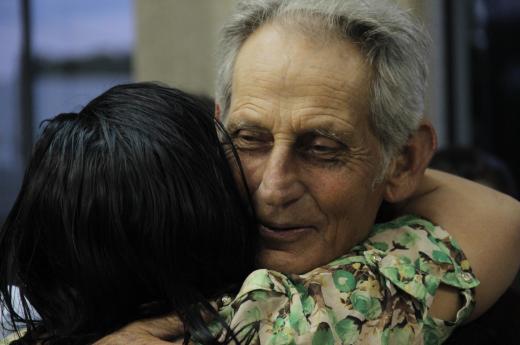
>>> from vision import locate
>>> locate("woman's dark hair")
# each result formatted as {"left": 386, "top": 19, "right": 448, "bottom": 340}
{"left": 0, "top": 83, "right": 258, "bottom": 344}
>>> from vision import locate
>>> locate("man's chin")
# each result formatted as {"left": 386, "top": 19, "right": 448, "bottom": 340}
{"left": 256, "top": 247, "right": 319, "bottom": 275}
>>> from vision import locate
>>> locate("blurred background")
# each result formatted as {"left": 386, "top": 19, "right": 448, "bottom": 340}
{"left": 0, "top": 0, "right": 519, "bottom": 224}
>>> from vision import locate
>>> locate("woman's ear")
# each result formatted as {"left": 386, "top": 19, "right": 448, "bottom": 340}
{"left": 384, "top": 119, "right": 438, "bottom": 203}
{"left": 215, "top": 103, "right": 222, "bottom": 121}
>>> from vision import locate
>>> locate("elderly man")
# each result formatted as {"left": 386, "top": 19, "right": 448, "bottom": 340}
{"left": 96, "top": 0, "right": 520, "bottom": 343}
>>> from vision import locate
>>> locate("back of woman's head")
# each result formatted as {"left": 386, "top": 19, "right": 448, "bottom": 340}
{"left": 0, "top": 83, "right": 257, "bottom": 344}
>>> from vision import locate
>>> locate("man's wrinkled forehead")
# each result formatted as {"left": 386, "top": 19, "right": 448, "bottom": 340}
{"left": 226, "top": 21, "right": 372, "bottom": 118}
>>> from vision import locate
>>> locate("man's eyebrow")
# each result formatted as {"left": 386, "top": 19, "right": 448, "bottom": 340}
{"left": 226, "top": 121, "right": 267, "bottom": 133}
{"left": 301, "top": 127, "right": 354, "bottom": 143}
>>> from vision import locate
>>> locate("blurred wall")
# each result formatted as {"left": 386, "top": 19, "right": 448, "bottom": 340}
{"left": 398, "top": 0, "right": 448, "bottom": 146}
{"left": 134, "top": 0, "right": 447, "bottom": 145}
{"left": 134, "top": 0, "right": 237, "bottom": 96}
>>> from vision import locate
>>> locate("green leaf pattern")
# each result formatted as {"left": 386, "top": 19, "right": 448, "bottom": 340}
{"left": 200, "top": 216, "right": 479, "bottom": 345}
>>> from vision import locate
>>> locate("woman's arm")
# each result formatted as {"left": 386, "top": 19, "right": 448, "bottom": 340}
{"left": 397, "top": 169, "right": 520, "bottom": 320}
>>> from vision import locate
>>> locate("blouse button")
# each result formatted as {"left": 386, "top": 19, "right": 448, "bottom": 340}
{"left": 221, "top": 295, "right": 233, "bottom": 305}
{"left": 371, "top": 253, "right": 382, "bottom": 263}
{"left": 462, "top": 272, "right": 473, "bottom": 282}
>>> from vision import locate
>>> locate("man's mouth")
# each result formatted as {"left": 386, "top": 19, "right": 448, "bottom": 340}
{"left": 258, "top": 223, "right": 314, "bottom": 243}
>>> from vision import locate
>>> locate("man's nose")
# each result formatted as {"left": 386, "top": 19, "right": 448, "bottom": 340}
{"left": 256, "top": 145, "right": 305, "bottom": 208}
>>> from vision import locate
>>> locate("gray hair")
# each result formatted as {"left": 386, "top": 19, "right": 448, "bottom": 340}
{"left": 216, "top": 0, "right": 431, "bottom": 164}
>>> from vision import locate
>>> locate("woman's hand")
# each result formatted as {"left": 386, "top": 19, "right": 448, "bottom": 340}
{"left": 93, "top": 314, "right": 186, "bottom": 345}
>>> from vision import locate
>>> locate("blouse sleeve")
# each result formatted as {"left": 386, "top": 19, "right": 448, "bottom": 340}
{"left": 213, "top": 215, "right": 479, "bottom": 345}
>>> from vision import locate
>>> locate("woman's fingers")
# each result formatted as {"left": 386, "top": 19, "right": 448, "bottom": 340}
{"left": 93, "top": 314, "right": 185, "bottom": 345}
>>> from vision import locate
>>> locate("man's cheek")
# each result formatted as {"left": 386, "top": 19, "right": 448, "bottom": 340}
{"left": 305, "top": 172, "right": 351, "bottom": 205}
{"left": 238, "top": 154, "right": 265, "bottom": 191}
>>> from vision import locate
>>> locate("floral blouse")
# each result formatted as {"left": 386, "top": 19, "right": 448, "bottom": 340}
{"left": 205, "top": 215, "right": 479, "bottom": 345}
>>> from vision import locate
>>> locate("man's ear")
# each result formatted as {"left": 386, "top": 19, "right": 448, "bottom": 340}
{"left": 215, "top": 103, "right": 222, "bottom": 121}
{"left": 384, "top": 119, "right": 437, "bottom": 203}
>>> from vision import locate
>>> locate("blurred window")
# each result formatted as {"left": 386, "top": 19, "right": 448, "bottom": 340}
{"left": 444, "top": 0, "right": 520, "bottom": 195}
{"left": 0, "top": 0, "right": 134, "bottom": 223}
{"left": 0, "top": 1, "right": 23, "bottom": 224}
{"left": 471, "top": 0, "right": 520, "bottom": 192}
